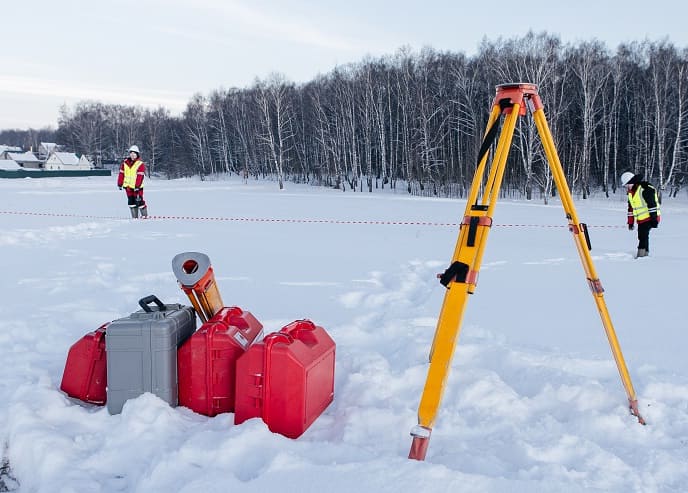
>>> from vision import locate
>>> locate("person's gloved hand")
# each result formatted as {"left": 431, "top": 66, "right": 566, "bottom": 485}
{"left": 134, "top": 188, "right": 140, "bottom": 192}
{"left": 118, "top": 186, "right": 122, "bottom": 190}
{"left": 650, "top": 219, "right": 658, "bottom": 228}
{"left": 628, "top": 223, "right": 634, "bottom": 231}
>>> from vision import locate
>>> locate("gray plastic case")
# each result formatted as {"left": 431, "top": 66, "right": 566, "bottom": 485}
{"left": 106, "top": 295, "right": 197, "bottom": 414}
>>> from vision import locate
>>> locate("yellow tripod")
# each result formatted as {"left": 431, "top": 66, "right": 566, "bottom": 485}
{"left": 408, "top": 83, "right": 645, "bottom": 461}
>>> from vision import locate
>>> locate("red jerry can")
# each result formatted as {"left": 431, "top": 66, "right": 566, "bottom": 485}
{"left": 178, "top": 306, "right": 263, "bottom": 416}
{"left": 234, "top": 319, "right": 335, "bottom": 438}
{"left": 60, "top": 323, "right": 108, "bottom": 405}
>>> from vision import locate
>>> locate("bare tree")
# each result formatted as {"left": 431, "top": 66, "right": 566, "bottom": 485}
{"left": 58, "top": 102, "right": 106, "bottom": 162}
{"left": 308, "top": 76, "right": 341, "bottom": 188}
{"left": 643, "top": 41, "right": 688, "bottom": 195}
{"left": 184, "top": 94, "right": 214, "bottom": 178}
{"left": 142, "top": 107, "right": 169, "bottom": 176}
{"left": 207, "top": 90, "right": 236, "bottom": 175}
{"left": 667, "top": 51, "right": 688, "bottom": 195}
{"left": 255, "top": 74, "right": 296, "bottom": 189}
{"left": 483, "top": 32, "right": 563, "bottom": 200}
{"left": 567, "top": 40, "right": 611, "bottom": 198}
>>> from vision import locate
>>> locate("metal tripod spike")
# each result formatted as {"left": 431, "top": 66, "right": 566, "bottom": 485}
{"left": 408, "top": 83, "right": 645, "bottom": 462}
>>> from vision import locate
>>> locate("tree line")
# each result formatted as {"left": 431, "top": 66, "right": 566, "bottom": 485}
{"left": 3, "top": 32, "right": 687, "bottom": 200}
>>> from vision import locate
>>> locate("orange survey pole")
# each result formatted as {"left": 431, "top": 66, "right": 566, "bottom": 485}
{"left": 409, "top": 83, "right": 644, "bottom": 462}
{"left": 171, "top": 252, "right": 224, "bottom": 322}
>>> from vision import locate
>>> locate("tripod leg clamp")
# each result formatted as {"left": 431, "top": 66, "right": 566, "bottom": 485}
{"left": 438, "top": 261, "right": 469, "bottom": 288}
{"left": 462, "top": 215, "right": 493, "bottom": 247}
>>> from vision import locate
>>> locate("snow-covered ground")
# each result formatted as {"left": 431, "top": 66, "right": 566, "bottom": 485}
{"left": 1, "top": 175, "right": 686, "bottom": 492}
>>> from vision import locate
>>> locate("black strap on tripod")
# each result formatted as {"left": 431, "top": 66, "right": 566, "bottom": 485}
{"left": 475, "top": 98, "right": 512, "bottom": 169}
{"left": 439, "top": 261, "right": 469, "bottom": 288}
{"left": 440, "top": 99, "right": 512, "bottom": 289}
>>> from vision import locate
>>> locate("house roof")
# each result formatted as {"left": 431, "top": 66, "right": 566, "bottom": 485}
{"left": 0, "top": 159, "right": 22, "bottom": 170}
{"left": 7, "top": 151, "right": 40, "bottom": 163}
{"left": 0, "top": 145, "right": 23, "bottom": 153}
{"left": 49, "top": 152, "right": 80, "bottom": 165}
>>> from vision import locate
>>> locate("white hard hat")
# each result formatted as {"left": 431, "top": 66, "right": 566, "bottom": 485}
{"left": 620, "top": 171, "right": 635, "bottom": 186}
{"left": 128, "top": 145, "right": 140, "bottom": 155}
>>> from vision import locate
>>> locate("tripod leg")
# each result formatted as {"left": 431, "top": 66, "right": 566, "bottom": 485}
{"left": 409, "top": 100, "right": 522, "bottom": 460}
{"left": 532, "top": 107, "right": 645, "bottom": 425}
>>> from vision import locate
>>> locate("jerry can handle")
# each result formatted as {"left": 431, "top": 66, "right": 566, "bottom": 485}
{"left": 281, "top": 319, "right": 318, "bottom": 345}
{"left": 281, "top": 319, "right": 316, "bottom": 337}
{"left": 138, "top": 295, "right": 167, "bottom": 312}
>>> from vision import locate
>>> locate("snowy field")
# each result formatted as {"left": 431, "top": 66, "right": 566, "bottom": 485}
{"left": 0, "top": 175, "right": 686, "bottom": 492}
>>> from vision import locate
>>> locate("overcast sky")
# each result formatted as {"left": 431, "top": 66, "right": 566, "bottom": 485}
{"left": 2, "top": 0, "right": 686, "bottom": 130}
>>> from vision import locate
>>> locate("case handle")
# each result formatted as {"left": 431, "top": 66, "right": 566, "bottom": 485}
{"left": 138, "top": 295, "right": 167, "bottom": 312}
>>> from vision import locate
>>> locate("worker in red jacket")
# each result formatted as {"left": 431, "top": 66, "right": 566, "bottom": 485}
{"left": 117, "top": 145, "right": 148, "bottom": 218}
{"left": 620, "top": 171, "right": 660, "bottom": 258}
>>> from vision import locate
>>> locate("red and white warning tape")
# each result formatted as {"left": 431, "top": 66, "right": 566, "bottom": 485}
{"left": 0, "top": 210, "right": 624, "bottom": 228}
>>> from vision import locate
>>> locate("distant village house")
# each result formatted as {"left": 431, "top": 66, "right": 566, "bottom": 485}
{"left": 6, "top": 151, "right": 41, "bottom": 169}
{"left": 44, "top": 152, "right": 93, "bottom": 170}
{"left": 38, "top": 142, "right": 60, "bottom": 161}
{"left": 0, "top": 145, "right": 23, "bottom": 154}
{"left": 0, "top": 142, "right": 94, "bottom": 171}
{"left": 0, "top": 159, "right": 25, "bottom": 171}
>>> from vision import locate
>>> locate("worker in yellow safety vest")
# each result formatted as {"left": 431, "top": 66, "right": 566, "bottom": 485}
{"left": 620, "top": 171, "right": 660, "bottom": 258}
{"left": 117, "top": 145, "right": 148, "bottom": 218}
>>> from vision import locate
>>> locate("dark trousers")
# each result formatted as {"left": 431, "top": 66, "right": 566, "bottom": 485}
{"left": 637, "top": 221, "right": 652, "bottom": 251}
{"left": 125, "top": 188, "right": 146, "bottom": 208}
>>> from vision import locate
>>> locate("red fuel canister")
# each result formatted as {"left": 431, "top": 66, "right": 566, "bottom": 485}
{"left": 178, "top": 306, "right": 263, "bottom": 416}
{"left": 234, "top": 319, "right": 335, "bottom": 438}
{"left": 60, "top": 323, "right": 108, "bottom": 405}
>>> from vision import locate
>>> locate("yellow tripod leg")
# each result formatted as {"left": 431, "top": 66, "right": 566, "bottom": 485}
{"left": 426, "top": 105, "right": 501, "bottom": 362}
{"left": 532, "top": 107, "right": 645, "bottom": 425}
{"left": 409, "top": 101, "right": 521, "bottom": 461}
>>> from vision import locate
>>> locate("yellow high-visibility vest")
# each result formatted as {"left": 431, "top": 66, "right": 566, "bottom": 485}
{"left": 122, "top": 160, "right": 144, "bottom": 189}
{"left": 628, "top": 185, "right": 660, "bottom": 221}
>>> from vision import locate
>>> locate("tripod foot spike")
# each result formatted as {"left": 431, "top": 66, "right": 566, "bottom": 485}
{"left": 408, "top": 426, "right": 431, "bottom": 461}
{"left": 629, "top": 398, "right": 646, "bottom": 425}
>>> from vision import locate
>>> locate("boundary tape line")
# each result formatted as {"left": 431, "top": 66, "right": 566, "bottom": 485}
{"left": 0, "top": 210, "right": 625, "bottom": 228}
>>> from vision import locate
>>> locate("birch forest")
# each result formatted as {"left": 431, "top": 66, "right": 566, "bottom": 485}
{"left": 9, "top": 33, "right": 688, "bottom": 199}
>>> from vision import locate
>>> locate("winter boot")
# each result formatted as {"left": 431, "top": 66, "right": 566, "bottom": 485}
{"left": 636, "top": 248, "right": 648, "bottom": 258}
{"left": 130, "top": 206, "right": 139, "bottom": 219}
{"left": 139, "top": 206, "right": 148, "bottom": 218}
